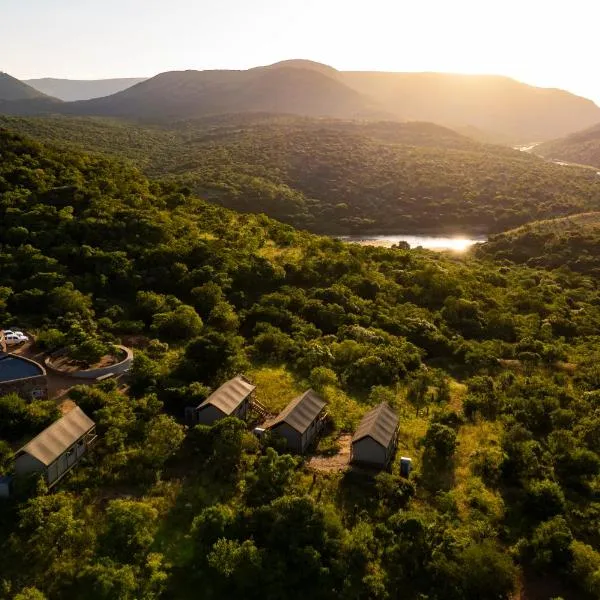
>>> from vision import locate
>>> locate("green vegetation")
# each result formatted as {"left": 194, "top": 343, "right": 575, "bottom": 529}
{"left": 476, "top": 212, "right": 600, "bottom": 275}
{"left": 535, "top": 123, "right": 600, "bottom": 169}
{"left": 3, "top": 127, "right": 600, "bottom": 598}
{"left": 2, "top": 114, "right": 600, "bottom": 235}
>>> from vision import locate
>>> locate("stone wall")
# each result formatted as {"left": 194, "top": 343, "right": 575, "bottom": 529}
{"left": 45, "top": 345, "right": 133, "bottom": 380}
{"left": 0, "top": 374, "right": 48, "bottom": 400}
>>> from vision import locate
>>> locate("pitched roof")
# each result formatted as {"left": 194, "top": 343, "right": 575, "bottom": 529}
{"left": 17, "top": 407, "right": 95, "bottom": 467}
{"left": 352, "top": 402, "right": 399, "bottom": 448}
{"left": 198, "top": 375, "right": 255, "bottom": 415}
{"left": 270, "top": 389, "right": 326, "bottom": 434}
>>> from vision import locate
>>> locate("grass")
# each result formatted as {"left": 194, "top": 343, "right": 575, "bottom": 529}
{"left": 453, "top": 419, "right": 504, "bottom": 522}
{"left": 258, "top": 241, "right": 304, "bottom": 263}
{"left": 246, "top": 365, "right": 306, "bottom": 414}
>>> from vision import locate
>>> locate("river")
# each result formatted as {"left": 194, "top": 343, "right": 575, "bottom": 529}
{"left": 340, "top": 234, "right": 486, "bottom": 251}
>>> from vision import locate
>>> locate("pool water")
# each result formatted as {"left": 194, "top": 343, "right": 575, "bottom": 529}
{"left": 0, "top": 355, "right": 43, "bottom": 381}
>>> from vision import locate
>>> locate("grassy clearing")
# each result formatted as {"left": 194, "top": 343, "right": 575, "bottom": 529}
{"left": 258, "top": 241, "right": 304, "bottom": 263}
{"left": 247, "top": 365, "right": 307, "bottom": 413}
{"left": 453, "top": 419, "right": 504, "bottom": 522}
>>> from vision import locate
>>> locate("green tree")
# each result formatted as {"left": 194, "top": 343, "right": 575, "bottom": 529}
{"left": 245, "top": 448, "right": 298, "bottom": 506}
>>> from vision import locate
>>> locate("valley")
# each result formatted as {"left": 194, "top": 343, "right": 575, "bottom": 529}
{"left": 2, "top": 113, "right": 600, "bottom": 238}
{"left": 3, "top": 51, "right": 600, "bottom": 600}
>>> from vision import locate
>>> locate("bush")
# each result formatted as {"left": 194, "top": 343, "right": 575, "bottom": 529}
{"left": 68, "top": 338, "right": 113, "bottom": 366}
{"left": 525, "top": 480, "right": 566, "bottom": 521}
{"left": 151, "top": 304, "right": 203, "bottom": 340}
{"left": 528, "top": 516, "right": 574, "bottom": 571}
{"left": 309, "top": 366, "right": 339, "bottom": 391}
{"left": 35, "top": 328, "right": 67, "bottom": 352}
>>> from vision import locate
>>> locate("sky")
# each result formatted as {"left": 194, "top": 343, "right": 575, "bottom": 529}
{"left": 2, "top": 0, "right": 599, "bottom": 103}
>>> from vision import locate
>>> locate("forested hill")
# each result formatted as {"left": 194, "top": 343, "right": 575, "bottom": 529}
{"left": 3, "top": 126, "right": 600, "bottom": 599}
{"left": 0, "top": 72, "right": 54, "bottom": 101}
{"left": 476, "top": 212, "right": 600, "bottom": 275}
{"left": 535, "top": 123, "right": 600, "bottom": 169}
{"left": 3, "top": 61, "right": 600, "bottom": 142}
{"left": 3, "top": 114, "right": 600, "bottom": 235}
{"left": 63, "top": 66, "right": 385, "bottom": 120}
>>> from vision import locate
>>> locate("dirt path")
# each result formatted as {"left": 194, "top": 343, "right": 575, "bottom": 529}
{"left": 308, "top": 434, "right": 352, "bottom": 473}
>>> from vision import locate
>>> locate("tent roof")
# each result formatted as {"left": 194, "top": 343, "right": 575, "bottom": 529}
{"left": 270, "top": 389, "right": 326, "bottom": 434}
{"left": 352, "top": 402, "right": 398, "bottom": 448}
{"left": 198, "top": 375, "right": 255, "bottom": 415}
{"left": 17, "top": 407, "right": 95, "bottom": 467}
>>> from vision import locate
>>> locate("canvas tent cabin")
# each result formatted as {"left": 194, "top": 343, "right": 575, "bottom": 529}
{"left": 187, "top": 375, "right": 255, "bottom": 425}
{"left": 351, "top": 402, "right": 399, "bottom": 468}
{"left": 14, "top": 406, "right": 96, "bottom": 488}
{"left": 268, "top": 389, "right": 327, "bottom": 453}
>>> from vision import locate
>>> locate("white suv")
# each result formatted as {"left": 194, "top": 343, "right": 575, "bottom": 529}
{"left": 3, "top": 331, "right": 28, "bottom": 346}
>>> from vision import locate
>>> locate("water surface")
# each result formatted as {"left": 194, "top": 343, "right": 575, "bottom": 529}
{"left": 0, "top": 355, "right": 43, "bottom": 381}
{"left": 341, "top": 234, "right": 486, "bottom": 251}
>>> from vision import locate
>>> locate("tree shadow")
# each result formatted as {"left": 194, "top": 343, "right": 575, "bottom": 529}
{"left": 336, "top": 466, "right": 381, "bottom": 524}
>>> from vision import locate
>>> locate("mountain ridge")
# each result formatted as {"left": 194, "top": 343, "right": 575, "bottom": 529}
{"left": 0, "top": 72, "right": 57, "bottom": 101}
{"left": 2, "top": 61, "right": 600, "bottom": 142}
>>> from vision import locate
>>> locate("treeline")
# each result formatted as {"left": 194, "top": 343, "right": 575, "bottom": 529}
{"left": 2, "top": 114, "right": 600, "bottom": 235}
{"left": 2, "top": 129, "right": 600, "bottom": 598}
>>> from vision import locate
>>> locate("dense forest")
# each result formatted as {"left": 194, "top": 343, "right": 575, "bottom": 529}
{"left": 476, "top": 212, "right": 600, "bottom": 275}
{"left": 2, "top": 114, "right": 600, "bottom": 235}
{"left": 2, "top": 127, "right": 600, "bottom": 599}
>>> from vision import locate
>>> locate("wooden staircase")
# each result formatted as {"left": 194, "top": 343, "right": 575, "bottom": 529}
{"left": 251, "top": 399, "right": 269, "bottom": 419}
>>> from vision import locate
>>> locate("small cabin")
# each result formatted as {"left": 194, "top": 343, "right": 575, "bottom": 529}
{"left": 187, "top": 375, "right": 255, "bottom": 426}
{"left": 14, "top": 407, "right": 96, "bottom": 488}
{"left": 268, "top": 389, "right": 327, "bottom": 454}
{"left": 351, "top": 403, "right": 399, "bottom": 468}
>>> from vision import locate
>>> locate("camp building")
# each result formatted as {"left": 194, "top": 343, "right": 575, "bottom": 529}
{"left": 14, "top": 406, "right": 96, "bottom": 488}
{"left": 268, "top": 389, "right": 327, "bottom": 453}
{"left": 188, "top": 375, "right": 255, "bottom": 425}
{"left": 351, "top": 402, "right": 399, "bottom": 468}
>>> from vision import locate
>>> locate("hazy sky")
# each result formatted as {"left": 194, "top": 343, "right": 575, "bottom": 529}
{"left": 2, "top": 0, "right": 599, "bottom": 103}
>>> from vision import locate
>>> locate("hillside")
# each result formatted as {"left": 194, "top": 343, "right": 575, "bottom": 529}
{"left": 24, "top": 77, "right": 147, "bottom": 101}
{"left": 534, "top": 123, "right": 600, "bottom": 168}
{"left": 2, "top": 126, "right": 600, "bottom": 599}
{"left": 341, "top": 71, "right": 600, "bottom": 143}
{"left": 476, "top": 212, "right": 600, "bottom": 275}
{"left": 2, "top": 113, "right": 600, "bottom": 235}
{"left": 63, "top": 65, "right": 383, "bottom": 120}
{"left": 2, "top": 62, "right": 599, "bottom": 142}
{"left": 0, "top": 72, "right": 55, "bottom": 101}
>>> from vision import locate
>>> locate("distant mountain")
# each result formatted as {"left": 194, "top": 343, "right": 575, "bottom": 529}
{"left": 24, "top": 77, "right": 147, "bottom": 101}
{"left": 534, "top": 123, "right": 600, "bottom": 168}
{"left": 341, "top": 71, "right": 600, "bottom": 143}
{"left": 2, "top": 62, "right": 600, "bottom": 142}
{"left": 0, "top": 72, "right": 55, "bottom": 101}
{"left": 63, "top": 65, "right": 384, "bottom": 120}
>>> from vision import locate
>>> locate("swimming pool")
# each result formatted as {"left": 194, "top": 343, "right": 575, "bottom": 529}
{"left": 0, "top": 355, "right": 44, "bottom": 381}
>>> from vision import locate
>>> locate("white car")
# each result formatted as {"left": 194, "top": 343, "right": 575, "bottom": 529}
{"left": 3, "top": 330, "right": 25, "bottom": 337}
{"left": 4, "top": 332, "right": 28, "bottom": 346}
